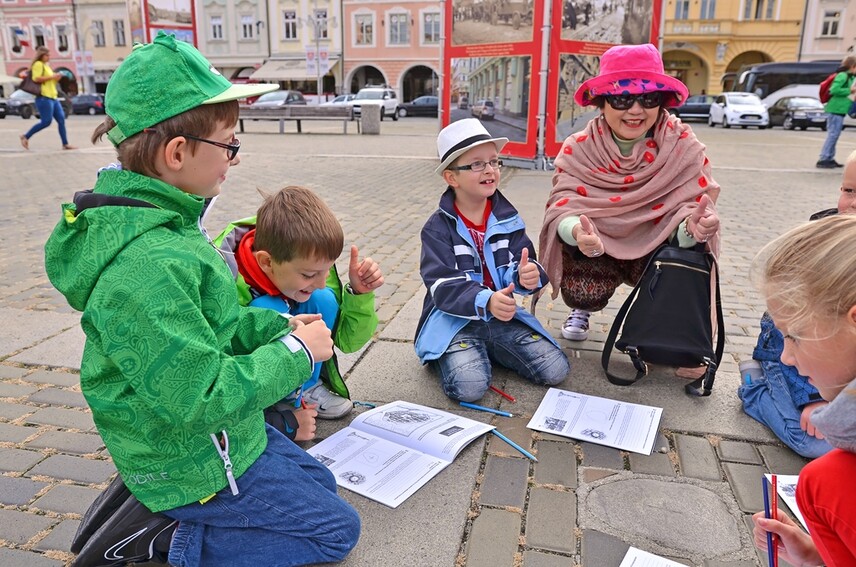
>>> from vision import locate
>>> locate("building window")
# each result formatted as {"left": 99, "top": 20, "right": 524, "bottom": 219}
{"left": 821, "top": 10, "right": 840, "bottom": 37}
{"left": 241, "top": 15, "right": 255, "bottom": 40}
{"left": 389, "top": 13, "right": 409, "bottom": 45}
{"left": 33, "top": 25, "right": 46, "bottom": 48}
{"left": 700, "top": 0, "right": 716, "bottom": 19}
{"left": 56, "top": 24, "right": 69, "bottom": 51}
{"left": 283, "top": 11, "right": 297, "bottom": 40}
{"left": 314, "top": 9, "right": 328, "bottom": 39}
{"left": 355, "top": 14, "right": 372, "bottom": 45}
{"left": 92, "top": 20, "right": 105, "bottom": 47}
{"left": 743, "top": 0, "right": 775, "bottom": 20}
{"left": 10, "top": 27, "right": 22, "bottom": 52}
{"left": 113, "top": 19, "right": 125, "bottom": 46}
{"left": 674, "top": 0, "right": 689, "bottom": 20}
{"left": 210, "top": 16, "right": 223, "bottom": 40}
{"left": 423, "top": 12, "right": 440, "bottom": 44}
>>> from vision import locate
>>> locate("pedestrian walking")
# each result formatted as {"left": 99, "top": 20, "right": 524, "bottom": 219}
{"left": 19, "top": 46, "right": 75, "bottom": 150}
{"left": 816, "top": 55, "right": 856, "bottom": 168}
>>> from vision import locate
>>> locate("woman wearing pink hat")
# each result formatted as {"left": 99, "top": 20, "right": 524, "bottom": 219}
{"left": 539, "top": 44, "right": 722, "bottom": 366}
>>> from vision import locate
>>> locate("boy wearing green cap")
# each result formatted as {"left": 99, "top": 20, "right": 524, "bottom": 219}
{"left": 44, "top": 32, "right": 360, "bottom": 567}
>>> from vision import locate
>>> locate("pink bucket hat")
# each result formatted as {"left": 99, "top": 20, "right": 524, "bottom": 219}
{"left": 574, "top": 43, "right": 689, "bottom": 108}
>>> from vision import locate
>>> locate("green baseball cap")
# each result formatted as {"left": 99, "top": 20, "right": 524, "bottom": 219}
{"left": 105, "top": 31, "right": 278, "bottom": 145}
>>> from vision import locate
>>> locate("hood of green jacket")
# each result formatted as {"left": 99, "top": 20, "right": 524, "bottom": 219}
{"left": 45, "top": 170, "right": 206, "bottom": 311}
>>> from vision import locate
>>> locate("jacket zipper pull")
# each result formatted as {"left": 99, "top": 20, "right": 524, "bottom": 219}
{"left": 210, "top": 431, "right": 239, "bottom": 495}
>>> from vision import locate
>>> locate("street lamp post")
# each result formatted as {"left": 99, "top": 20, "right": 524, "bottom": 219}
{"left": 305, "top": 4, "right": 336, "bottom": 105}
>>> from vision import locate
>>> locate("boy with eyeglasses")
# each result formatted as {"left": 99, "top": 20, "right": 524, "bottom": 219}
{"left": 415, "top": 119, "right": 570, "bottom": 402}
{"left": 214, "top": 185, "right": 384, "bottom": 435}
{"left": 44, "top": 32, "right": 359, "bottom": 567}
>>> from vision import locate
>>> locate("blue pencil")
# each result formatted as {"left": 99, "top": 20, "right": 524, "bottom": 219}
{"left": 762, "top": 476, "right": 775, "bottom": 567}
{"left": 459, "top": 401, "right": 513, "bottom": 418}
{"left": 492, "top": 430, "right": 538, "bottom": 462}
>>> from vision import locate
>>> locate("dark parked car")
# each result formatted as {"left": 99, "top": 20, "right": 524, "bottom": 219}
{"left": 5, "top": 89, "right": 71, "bottom": 119}
{"left": 249, "top": 90, "right": 307, "bottom": 108}
{"left": 71, "top": 93, "right": 105, "bottom": 115}
{"left": 397, "top": 95, "right": 438, "bottom": 118}
{"left": 767, "top": 96, "right": 827, "bottom": 131}
{"left": 0, "top": 98, "right": 6, "bottom": 119}
{"left": 669, "top": 94, "right": 715, "bottom": 121}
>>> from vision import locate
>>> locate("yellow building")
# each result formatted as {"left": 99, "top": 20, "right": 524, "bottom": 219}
{"left": 662, "top": 0, "right": 806, "bottom": 95}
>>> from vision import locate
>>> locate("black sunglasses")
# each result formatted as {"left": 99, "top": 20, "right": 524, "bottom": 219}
{"left": 180, "top": 133, "right": 241, "bottom": 160}
{"left": 604, "top": 92, "right": 663, "bottom": 110}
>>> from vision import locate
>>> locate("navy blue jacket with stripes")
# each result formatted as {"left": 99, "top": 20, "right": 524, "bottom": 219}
{"left": 415, "top": 187, "right": 559, "bottom": 362}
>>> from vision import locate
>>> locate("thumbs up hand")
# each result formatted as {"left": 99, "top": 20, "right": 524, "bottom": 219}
{"left": 488, "top": 283, "right": 517, "bottom": 321}
{"left": 572, "top": 215, "right": 605, "bottom": 258}
{"left": 348, "top": 245, "right": 384, "bottom": 294}
{"left": 687, "top": 194, "right": 719, "bottom": 243}
{"left": 517, "top": 248, "right": 540, "bottom": 291}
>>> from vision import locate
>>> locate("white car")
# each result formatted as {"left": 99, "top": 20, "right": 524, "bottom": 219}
{"left": 321, "top": 94, "right": 356, "bottom": 107}
{"left": 348, "top": 86, "right": 399, "bottom": 120}
{"left": 708, "top": 92, "right": 769, "bottom": 129}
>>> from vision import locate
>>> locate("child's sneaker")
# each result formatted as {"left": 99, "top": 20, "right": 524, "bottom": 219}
{"left": 71, "top": 492, "right": 176, "bottom": 566}
{"left": 561, "top": 309, "right": 590, "bottom": 341}
{"left": 303, "top": 383, "right": 353, "bottom": 419}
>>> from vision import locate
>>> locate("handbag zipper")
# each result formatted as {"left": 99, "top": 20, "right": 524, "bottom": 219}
{"left": 654, "top": 261, "right": 709, "bottom": 275}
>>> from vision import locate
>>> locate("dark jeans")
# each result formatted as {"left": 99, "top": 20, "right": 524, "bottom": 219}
{"left": 24, "top": 96, "right": 68, "bottom": 145}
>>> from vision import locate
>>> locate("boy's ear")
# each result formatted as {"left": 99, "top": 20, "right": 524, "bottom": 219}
{"left": 161, "top": 136, "right": 188, "bottom": 172}
{"left": 253, "top": 250, "right": 274, "bottom": 275}
{"left": 848, "top": 304, "right": 856, "bottom": 327}
{"left": 442, "top": 169, "right": 459, "bottom": 188}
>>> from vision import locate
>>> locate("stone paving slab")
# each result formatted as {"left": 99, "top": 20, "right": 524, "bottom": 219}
{"left": 0, "top": 308, "right": 80, "bottom": 360}
{"left": 465, "top": 508, "right": 522, "bottom": 567}
{"left": 8, "top": 325, "right": 86, "bottom": 369}
{"left": 31, "top": 484, "right": 101, "bottom": 516}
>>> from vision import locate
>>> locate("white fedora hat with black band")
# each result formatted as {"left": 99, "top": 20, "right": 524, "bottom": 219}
{"left": 435, "top": 119, "right": 508, "bottom": 176}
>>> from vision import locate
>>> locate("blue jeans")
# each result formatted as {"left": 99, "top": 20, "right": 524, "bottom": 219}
{"left": 24, "top": 96, "right": 68, "bottom": 145}
{"left": 738, "top": 360, "right": 832, "bottom": 459}
{"left": 819, "top": 113, "right": 844, "bottom": 162}
{"left": 163, "top": 424, "right": 360, "bottom": 567}
{"left": 431, "top": 318, "right": 569, "bottom": 402}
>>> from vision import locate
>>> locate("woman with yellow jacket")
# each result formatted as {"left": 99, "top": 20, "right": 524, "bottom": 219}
{"left": 20, "top": 46, "right": 75, "bottom": 150}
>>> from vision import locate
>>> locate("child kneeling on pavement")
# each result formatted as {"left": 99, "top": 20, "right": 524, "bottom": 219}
{"left": 415, "top": 119, "right": 570, "bottom": 402}
{"left": 215, "top": 185, "right": 384, "bottom": 438}
{"left": 44, "top": 32, "right": 359, "bottom": 567}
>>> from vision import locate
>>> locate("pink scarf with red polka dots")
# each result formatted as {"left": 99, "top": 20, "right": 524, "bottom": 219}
{"left": 539, "top": 110, "right": 721, "bottom": 298}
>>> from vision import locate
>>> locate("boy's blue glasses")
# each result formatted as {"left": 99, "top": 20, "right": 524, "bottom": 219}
{"left": 180, "top": 133, "right": 241, "bottom": 160}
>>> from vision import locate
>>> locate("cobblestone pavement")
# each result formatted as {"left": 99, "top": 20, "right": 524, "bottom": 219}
{"left": 0, "top": 115, "right": 853, "bottom": 566}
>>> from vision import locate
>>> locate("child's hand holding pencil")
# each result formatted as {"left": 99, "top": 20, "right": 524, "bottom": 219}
{"left": 751, "top": 508, "right": 823, "bottom": 566}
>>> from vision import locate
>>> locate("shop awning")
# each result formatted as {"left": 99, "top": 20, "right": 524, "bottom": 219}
{"left": 249, "top": 58, "right": 339, "bottom": 81}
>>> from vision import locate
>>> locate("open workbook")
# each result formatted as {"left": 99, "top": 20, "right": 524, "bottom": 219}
{"left": 306, "top": 401, "right": 494, "bottom": 508}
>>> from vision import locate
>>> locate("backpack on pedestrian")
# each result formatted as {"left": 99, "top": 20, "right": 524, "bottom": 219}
{"left": 819, "top": 72, "right": 837, "bottom": 104}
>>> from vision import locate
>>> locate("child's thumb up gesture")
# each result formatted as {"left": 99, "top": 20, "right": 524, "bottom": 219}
{"left": 488, "top": 283, "right": 517, "bottom": 322}
{"left": 573, "top": 215, "right": 604, "bottom": 257}
{"left": 517, "top": 248, "right": 540, "bottom": 291}
{"left": 348, "top": 245, "right": 384, "bottom": 294}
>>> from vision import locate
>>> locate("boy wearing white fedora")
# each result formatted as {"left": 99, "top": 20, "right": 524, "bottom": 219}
{"left": 415, "top": 119, "right": 570, "bottom": 402}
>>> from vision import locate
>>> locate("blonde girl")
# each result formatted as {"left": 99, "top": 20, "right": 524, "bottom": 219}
{"left": 751, "top": 214, "right": 856, "bottom": 566}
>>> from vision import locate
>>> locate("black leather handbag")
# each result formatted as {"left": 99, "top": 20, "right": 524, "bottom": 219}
{"left": 602, "top": 241, "right": 725, "bottom": 397}
{"left": 20, "top": 70, "right": 41, "bottom": 96}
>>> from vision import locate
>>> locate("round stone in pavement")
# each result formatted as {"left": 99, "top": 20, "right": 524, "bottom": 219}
{"left": 584, "top": 478, "right": 741, "bottom": 556}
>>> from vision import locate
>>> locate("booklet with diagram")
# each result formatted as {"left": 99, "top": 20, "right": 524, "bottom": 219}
{"left": 765, "top": 474, "right": 808, "bottom": 531}
{"left": 306, "top": 401, "right": 494, "bottom": 508}
{"left": 620, "top": 547, "right": 688, "bottom": 566}
{"left": 527, "top": 388, "right": 663, "bottom": 455}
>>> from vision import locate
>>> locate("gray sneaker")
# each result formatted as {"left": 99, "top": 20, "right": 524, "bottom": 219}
{"left": 303, "top": 383, "right": 353, "bottom": 419}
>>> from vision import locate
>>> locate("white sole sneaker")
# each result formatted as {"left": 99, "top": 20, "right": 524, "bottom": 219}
{"left": 561, "top": 326, "right": 589, "bottom": 341}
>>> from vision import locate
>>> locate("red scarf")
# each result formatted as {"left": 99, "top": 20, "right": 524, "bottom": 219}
{"left": 235, "top": 229, "right": 283, "bottom": 298}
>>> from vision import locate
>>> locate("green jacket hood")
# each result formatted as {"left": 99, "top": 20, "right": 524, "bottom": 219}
{"left": 45, "top": 170, "right": 206, "bottom": 311}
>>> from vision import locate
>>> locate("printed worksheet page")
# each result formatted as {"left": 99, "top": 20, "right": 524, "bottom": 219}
{"left": 306, "top": 427, "right": 446, "bottom": 508}
{"left": 765, "top": 474, "right": 808, "bottom": 532}
{"left": 527, "top": 388, "right": 663, "bottom": 455}
{"left": 349, "top": 401, "right": 494, "bottom": 460}
{"left": 619, "top": 547, "right": 688, "bottom": 566}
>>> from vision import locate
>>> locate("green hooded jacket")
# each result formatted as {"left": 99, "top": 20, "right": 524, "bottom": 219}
{"left": 213, "top": 217, "right": 379, "bottom": 399}
{"left": 44, "top": 170, "right": 311, "bottom": 512}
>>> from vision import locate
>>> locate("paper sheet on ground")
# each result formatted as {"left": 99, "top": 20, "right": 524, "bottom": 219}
{"left": 619, "top": 547, "right": 687, "bottom": 566}
{"left": 527, "top": 387, "right": 663, "bottom": 455}
{"left": 765, "top": 473, "right": 808, "bottom": 532}
{"left": 306, "top": 401, "right": 494, "bottom": 508}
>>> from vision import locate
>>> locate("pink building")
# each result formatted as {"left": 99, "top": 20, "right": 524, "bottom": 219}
{"left": 2, "top": 0, "right": 81, "bottom": 95}
{"left": 342, "top": 0, "right": 440, "bottom": 102}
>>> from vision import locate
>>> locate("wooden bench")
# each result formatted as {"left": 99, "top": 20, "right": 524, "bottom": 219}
{"left": 238, "top": 105, "right": 359, "bottom": 134}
